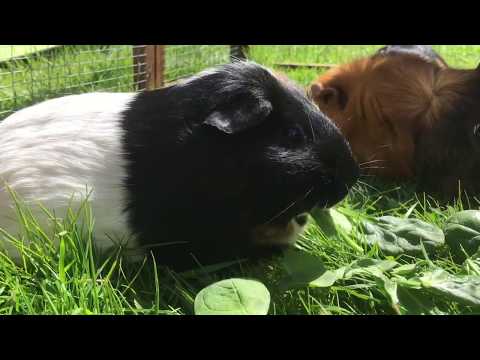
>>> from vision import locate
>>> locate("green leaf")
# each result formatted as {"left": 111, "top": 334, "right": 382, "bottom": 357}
{"left": 311, "top": 208, "right": 353, "bottom": 237}
{"left": 310, "top": 258, "right": 398, "bottom": 288}
{"left": 194, "top": 278, "right": 270, "bottom": 315}
{"left": 379, "top": 276, "right": 400, "bottom": 308}
{"left": 391, "top": 263, "right": 418, "bottom": 276}
{"left": 394, "top": 275, "right": 423, "bottom": 289}
{"left": 396, "top": 286, "right": 436, "bottom": 315}
{"left": 419, "top": 269, "right": 480, "bottom": 306}
{"left": 360, "top": 216, "right": 445, "bottom": 256}
{"left": 343, "top": 258, "right": 399, "bottom": 279}
{"left": 311, "top": 258, "right": 402, "bottom": 308}
{"left": 278, "top": 249, "right": 327, "bottom": 290}
{"left": 310, "top": 268, "right": 346, "bottom": 288}
{"left": 444, "top": 210, "right": 480, "bottom": 261}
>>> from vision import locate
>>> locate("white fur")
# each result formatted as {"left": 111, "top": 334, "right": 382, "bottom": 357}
{"left": 0, "top": 92, "right": 139, "bottom": 260}
{"left": 252, "top": 214, "right": 308, "bottom": 247}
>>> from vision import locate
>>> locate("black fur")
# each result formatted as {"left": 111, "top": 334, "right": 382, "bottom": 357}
{"left": 121, "top": 61, "right": 359, "bottom": 270}
{"left": 376, "top": 45, "right": 448, "bottom": 67}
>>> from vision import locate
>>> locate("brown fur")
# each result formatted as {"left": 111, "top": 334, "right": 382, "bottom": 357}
{"left": 311, "top": 53, "right": 479, "bottom": 184}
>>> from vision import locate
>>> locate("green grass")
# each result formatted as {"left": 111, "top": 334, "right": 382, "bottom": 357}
{"left": 249, "top": 45, "right": 480, "bottom": 86}
{"left": 0, "top": 45, "right": 59, "bottom": 60}
{"left": 0, "top": 45, "right": 230, "bottom": 120}
{"left": 1, "top": 45, "right": 480, "bottom": 315}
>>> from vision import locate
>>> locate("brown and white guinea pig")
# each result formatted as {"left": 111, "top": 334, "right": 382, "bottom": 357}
{"left": 0, "top": 61, "right": 359, "bottom": 271}
{"left": 309, "top": 45, "right": 448, "bottom": 179}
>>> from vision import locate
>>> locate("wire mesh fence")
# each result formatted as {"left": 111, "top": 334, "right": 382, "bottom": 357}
{"left": 248, "top": 45, "right": 382, "bottom": 66}
{"left": 247, "top": 45, "right": 387, "bottom": 86}
{"left": 164, "top": 45, "right": 230, "bottom": 84}
{"left": 0, "top": 45, "right": 147, "bottom": 120}
{"left": 248, "top": 45, "right": 480, "bottom": 68}
{"left": 0, "top": 45, "right": 231, "bottom": 120}
{"left": 2, "top": 45, "right": 480, "bottom": 120}
{"left": 246, "top": 45, "right": 480, "bottom": 87}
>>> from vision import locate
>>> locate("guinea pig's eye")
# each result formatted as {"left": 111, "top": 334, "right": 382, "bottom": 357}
{"left": 283, "top": 125, "right": 305, "bottom": 143}
{"left": 474, "top": 123, "right": 480, "bottom": 137}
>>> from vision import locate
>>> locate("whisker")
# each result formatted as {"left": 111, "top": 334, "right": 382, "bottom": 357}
{"left": 359, "top": 159, "right": 386, "bottom": 167}
{"left": 308, "top": 111, "right": 316, "bottom": 142}
{"left": 378, "top": 144, "right": 393, "bottom": 149}
{"left": 362, "top": 144, "right": 393, "bottom": 163}
{"left": 262, "top": 187, "right": 315, "bottom": 225}
{"left": 360, "top": 166, "right": 387, "bottom": 170}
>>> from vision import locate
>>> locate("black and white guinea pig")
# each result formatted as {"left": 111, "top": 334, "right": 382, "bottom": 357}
{"left": 0, "top": 61, "right": 359, "bottom": 271}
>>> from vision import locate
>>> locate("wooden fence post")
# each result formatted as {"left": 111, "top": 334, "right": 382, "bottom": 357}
{"left": 133, "top": 45, "right": 165, "bottom": 91}
{"left": 132, "top": 45, "right": 147, "bottom": 91}
{"left": 145, "top": 45, "right": 157, "bottom": 90}
{"left": 155, "top": 45, "right": 165, "bottom": 88}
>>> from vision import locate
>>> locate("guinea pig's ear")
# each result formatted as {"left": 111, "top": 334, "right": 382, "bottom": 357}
{"left": 310, "top": 83, "right": 347, "bottom": 110}
{"left": 203, "top": 94, "right": 273, "bottom": 134}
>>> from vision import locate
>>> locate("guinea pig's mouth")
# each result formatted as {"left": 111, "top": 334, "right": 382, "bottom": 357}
{"left": 251, "top": 213, "right": 309, "bottom": 247}
{"left": 262, "top": 179, "right": 353, "bottom": 227}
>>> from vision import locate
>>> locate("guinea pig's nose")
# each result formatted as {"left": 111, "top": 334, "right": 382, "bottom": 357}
{"left": 318, "top": 136, "right": 360, "bottom": 190}
{"left": 330, "top": 154, "right": 360, "bottom": 190}
{"left": 340, "top": 156, "right": 360, "bottom": 189}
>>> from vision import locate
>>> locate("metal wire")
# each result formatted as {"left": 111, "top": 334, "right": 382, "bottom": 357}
{"left": 164, "top": 45, "right": 230, "bottom": 83}
{"left": 0, "top": 45, "right": 232, "bottom": 120}
{"left": 10, "top": 45, "right": 474, "bottom": 121}
{"left": 0, "top": 45, "right": 147, "bottom": 120}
